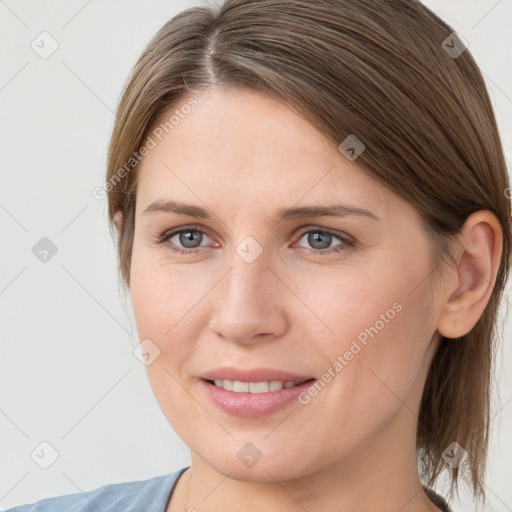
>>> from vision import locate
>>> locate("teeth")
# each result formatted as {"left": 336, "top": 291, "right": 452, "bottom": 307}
{"left": 270, "top": 380, "right": 284, "bottom": 391}
{"left": 222, "top": 379, "right": 233, "bottom": 391}
{"left": 233, "top": 380, "right": 250, "bottom": 392}
{"left": 250, "top": 381, "right": 269, "bottom": 393}
{"left": 212, "top": 379, "right": 300, "bottom": 393}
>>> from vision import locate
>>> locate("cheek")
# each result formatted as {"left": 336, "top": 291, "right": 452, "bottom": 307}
{"left": 288, "top": 267, "right": 435, "bottom": 457}
{"left": 293, "top": 249, "right": 436, "bottom": 395}
{"left": 129, "top": 256, "right": 200, "bottom": 411}
{"left": 129, "top": 245, "right": 225, "bottom": 399}
{"left": 129, "top": 242, "right": 203, "bottom": 338}
{"left": 129, "top": 255, "right": 202, "bottom": 436}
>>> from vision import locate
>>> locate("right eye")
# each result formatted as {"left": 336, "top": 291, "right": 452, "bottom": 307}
{"left": 155, "top": 226, "right": 217, "bottom": 254}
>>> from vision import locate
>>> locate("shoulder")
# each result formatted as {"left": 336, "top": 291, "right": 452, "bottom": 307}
{"left": 4, "top": 467, "right": 189, "bottom": 512}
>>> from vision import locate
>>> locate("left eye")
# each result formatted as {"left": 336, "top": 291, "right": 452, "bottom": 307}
{"left": 294, "top": 228, "right": 354, "bottom": 254}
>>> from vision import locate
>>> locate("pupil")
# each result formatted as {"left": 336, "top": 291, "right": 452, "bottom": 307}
{"left": 180, "top": 230, "right": 201, "bottom": 248}
{"left": 309, "top": 232, "right": 330, "bottom": 249}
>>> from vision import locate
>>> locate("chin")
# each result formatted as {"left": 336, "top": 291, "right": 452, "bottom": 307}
{"left": 194, "top": 441, "right": 318, "bottom": 484}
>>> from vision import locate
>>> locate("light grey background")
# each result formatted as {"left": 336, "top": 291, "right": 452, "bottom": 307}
{"left": 0, "top": 1, "right": 510, "bottom": 510}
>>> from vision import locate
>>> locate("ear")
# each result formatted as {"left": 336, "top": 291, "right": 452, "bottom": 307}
{"left": 113, "top": 211, "right": 124, "bottom": 233}
{"left": 436, "top": 210, "right": 503, "bottom": 339}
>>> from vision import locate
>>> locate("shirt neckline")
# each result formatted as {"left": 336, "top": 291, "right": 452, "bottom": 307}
{"left": 163, "top": 468, "right": 452, "bottom": 512}
{"left": 422, "top": 483, "right": 453, "bottom": 512}
{"left": 163, "top": 466, "right": 190, "bottom": 512}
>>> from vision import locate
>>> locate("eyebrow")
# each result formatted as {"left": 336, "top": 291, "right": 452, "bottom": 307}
{"left": 143, "top": 199, "right": 379, "bottom": 221}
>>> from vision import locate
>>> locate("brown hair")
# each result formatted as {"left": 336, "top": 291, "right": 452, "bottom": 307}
{"left": 105, "top": 0, "right": 511, "bottom": 504}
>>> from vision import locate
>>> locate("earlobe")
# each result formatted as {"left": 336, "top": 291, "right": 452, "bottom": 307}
{"left": 436, "top": 210, "right": 503, "bottom": 339}
{"left": 113, "top": 211, "right": 124, "bottom": 233}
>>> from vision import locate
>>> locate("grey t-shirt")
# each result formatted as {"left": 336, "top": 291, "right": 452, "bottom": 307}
{"left": 5, "top": 466, "right": 453, "bottom": 511}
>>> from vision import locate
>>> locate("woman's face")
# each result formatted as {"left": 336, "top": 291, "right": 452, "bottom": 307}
{"left": 130, "top": 86, "right": 443, "bottom": 482}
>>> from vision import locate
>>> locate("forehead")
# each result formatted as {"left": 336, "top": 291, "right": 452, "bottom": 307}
{"left": 136, "top": 86, "right": 395, "bottom": 219}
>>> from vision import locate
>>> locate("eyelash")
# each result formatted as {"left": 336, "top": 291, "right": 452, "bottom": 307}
{"left": 154, "top": 224, "right": 355, "bottom": 256}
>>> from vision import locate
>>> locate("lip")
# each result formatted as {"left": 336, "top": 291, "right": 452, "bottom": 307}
{"left": 199, "top": 367, "right": 316, "bottom": 418}
{"left": 200, "top": 366, "right": 314, "bottom": 383}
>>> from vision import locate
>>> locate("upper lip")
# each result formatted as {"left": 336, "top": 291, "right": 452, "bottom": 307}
{"left": 201, "top": 367, "right": 314, "bottom": 383}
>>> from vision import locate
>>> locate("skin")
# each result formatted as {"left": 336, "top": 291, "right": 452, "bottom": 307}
{"left": 114, "top": 86, "right": 503, "bottom": 512}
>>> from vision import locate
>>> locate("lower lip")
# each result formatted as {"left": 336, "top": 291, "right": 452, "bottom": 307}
{"left": 199, "top": 379, "right": 316, "bottom": 418}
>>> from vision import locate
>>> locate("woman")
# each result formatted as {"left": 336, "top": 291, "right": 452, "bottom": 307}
{"left": 7, "top": 0, "right": 510, "bottom": 511}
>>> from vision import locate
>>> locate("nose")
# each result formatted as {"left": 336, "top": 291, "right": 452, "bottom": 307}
{"left": 207, "top": 252, "right": 288, "bottom": 345}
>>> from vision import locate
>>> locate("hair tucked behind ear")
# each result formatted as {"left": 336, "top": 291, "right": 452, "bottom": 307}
{"left": 105, "top": 0, "right": 511, "bottom": 504}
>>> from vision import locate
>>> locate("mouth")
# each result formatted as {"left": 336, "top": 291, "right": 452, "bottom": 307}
{"left": 199, "top": 373, "right": 317, "bottom": 418}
